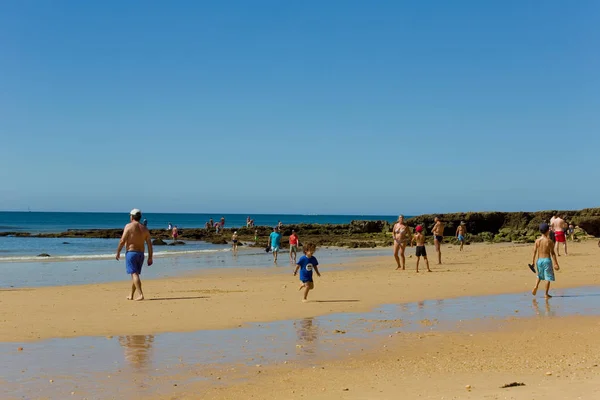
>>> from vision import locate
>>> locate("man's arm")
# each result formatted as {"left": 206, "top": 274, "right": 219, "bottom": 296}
{"left": 456, "top": 227, "right": 459, "bottom": 237}
{"left": 410, "top": 234, "right": 415, "bottom": 246}
{"left": 531, "top": 240, "right": 538, "bottom": 265}
{"left": 145, "top": 230, "right": 153, "bottom": 266}
{"left": 116, "top": 226, "right": 128, "bottom": 260}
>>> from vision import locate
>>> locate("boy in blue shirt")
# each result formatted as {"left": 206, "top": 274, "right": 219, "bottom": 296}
{"left": 293, "top": 242, "right": 321, "bottom": 302}
{"left": 269, "top": 226, "right": 282, "bottom": 263}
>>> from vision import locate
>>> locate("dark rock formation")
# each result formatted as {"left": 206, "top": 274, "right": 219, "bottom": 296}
{"left": 152, "top": 238, "right": 167, "bottom": 246}
{"left": 167, "top": 241, "right": 186, "bottom": 246}
{"left": 37, "top": 253, "right": 51, "bottom": 257}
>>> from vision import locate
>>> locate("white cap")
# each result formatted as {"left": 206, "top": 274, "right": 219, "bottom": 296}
{"left": 130, "top": 208, "right": 141, "bottom": 216}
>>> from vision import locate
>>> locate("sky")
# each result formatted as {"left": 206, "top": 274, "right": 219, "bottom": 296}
{"left": 0, "top": 0, "right": 599, "bottom": 215}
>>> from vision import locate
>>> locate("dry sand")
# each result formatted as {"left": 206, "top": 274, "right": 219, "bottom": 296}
{"left": 2, "top": 240, "right": 600, "bottom": 399}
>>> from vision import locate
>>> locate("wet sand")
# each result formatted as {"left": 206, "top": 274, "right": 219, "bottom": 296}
{"left": 1, "top": 241, "right": 599, "bottom": 342}
{"left": 2, "top": 240, "right": 600, "bottom": 399}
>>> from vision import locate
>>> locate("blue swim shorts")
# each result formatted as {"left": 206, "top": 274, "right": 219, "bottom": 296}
{"left": 536, "top": 258, "right": 555, "bottom": 282}
{"left": 271, "top": 246, "right": 280, "bottom": 253}
{"left": 458, "top": 234, "right": 464, "bottom": 241}
{"left": 126, "top": 251, "right": 145, "bottom": 275}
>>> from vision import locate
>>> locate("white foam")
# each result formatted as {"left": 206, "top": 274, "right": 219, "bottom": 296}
{"left": 0, "top": 248, "right": 231, "bottom": 263}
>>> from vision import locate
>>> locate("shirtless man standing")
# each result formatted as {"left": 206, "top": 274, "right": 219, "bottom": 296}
{"left": 532, "top": 223, "right": 560, "bottom": 298}
{"left": 393, "top": 215, "right": 410, "bottom": 270}
{"left": 431, "top": 216, "right": 444, "bottom": 264}
{"left": 551, "top": 215, "right": 568, "bottom": 256}
{"left": 116, "top": 209, "right": 153, "bottom": 301}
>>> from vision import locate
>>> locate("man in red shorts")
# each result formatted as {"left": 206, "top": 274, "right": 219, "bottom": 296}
{"left": 551, "top": 215, "right": 568, "bottom": 256}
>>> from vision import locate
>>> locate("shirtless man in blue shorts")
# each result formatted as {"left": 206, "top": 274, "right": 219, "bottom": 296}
{"left": 116, "top": 209, "right": 153, "bottom": 301}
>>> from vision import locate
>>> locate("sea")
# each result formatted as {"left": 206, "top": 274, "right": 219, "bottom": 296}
{"left": 0, "top": 212, "right": 396, "bottom": 287}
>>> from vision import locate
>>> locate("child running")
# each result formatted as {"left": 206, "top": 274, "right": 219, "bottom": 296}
{"left": 410, "top": 226, "right": 431, "bottom": 273}
{"left": 293, "top": 242, "right": 321, "bottom": 302}
{"left": 531, "top": 223, "right": 560, "bottom": 298}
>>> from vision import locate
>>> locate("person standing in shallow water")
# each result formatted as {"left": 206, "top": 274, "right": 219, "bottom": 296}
{"left": 532, "top": 223, "right": 560, "bottom": 298}
{"left": 431, "top": 216, "right": 444, "bottom": 264}
{"left": 392, "top": 215, "right": 410, "bottom": 270}
{"left": 116, "top": 209, "right": 153, "bottom": 301}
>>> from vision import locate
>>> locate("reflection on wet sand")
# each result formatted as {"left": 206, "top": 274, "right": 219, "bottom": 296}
{"left": 118, "top": 335, "right": 155, "bottom": 371}
{"left": 532, "top": 299, "right": 555, "bottom": 317}
{"left": 295, "top": 318, "right": 319, "bottom": 356}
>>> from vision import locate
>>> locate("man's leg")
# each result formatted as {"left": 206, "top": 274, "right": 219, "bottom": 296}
{"left": 416, "top": 256, "right": 420, "bottom": 273}
{"left": 131, "top": 273, "right": 144, "bottom": 301}
{"left": 545, "top": 281, "right": 552, "bottom": 298}
{"left": 437, "top": 240, "right": 442, "bottom": 264}
{"left": 563, "top": 241, "right": 568, "bottom": 255}
{"left": 460, "top": 240, "right": 464, "bottom": 251}
{"left": 555, "top": 240, "right": 561, "bottom": 256}
{"left": 128, "top": 278, "right": 136, "bottom": 300}
{"left": 532, "top": 278, "right": 541, "bottom": 296}
{"left": 424, "top": 256, "right": 431, "bottom": 272}
{"left": 273, "top": 250, "right": 278, "bottom": 263}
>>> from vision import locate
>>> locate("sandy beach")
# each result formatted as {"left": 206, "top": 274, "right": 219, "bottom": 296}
{"left": 2, "top": 240, "right": 600, "bottom": 399}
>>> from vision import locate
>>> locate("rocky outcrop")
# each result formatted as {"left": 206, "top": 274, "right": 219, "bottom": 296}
{"left": 167, "top": 241, "right": 186, "bottom": 246}
{"left": 37, "top": 253, "right": 51, "bottom": 257}
{"left": 4, "top": 208, "right": 599, "bottom": 249}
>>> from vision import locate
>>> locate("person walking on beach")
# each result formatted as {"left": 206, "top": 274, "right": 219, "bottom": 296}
{"left": 220, "top": 216, "right": 226, "bottom": 228}
{"left": 254, "top": 229, "right": 259, "bottom": 243}
{"left": 456, "top": 221, "right": 467, "bottom": 251}
{"left": 410, "top": 225, "right": 431, "bottom": 273}
{"left": 293, "top": 242, "right": 321, "bottom": 303}
{"left": 431, "top": 216, "right": 444, "bottom": 264}
{"left": 289, "top": 230, "right": 299, "bottom": 264}
{"left": 116, "top": 209, "right": 153, "bottom": 301}
{"left": 568, "top": 223, "right": 575, "bottom": 241}
{"left": 209, "top": 218, "right": 214, "bottom": 229}
{"left": 269, "top": 226, "right": 282, "bottom": 263}
{"left": 172, "top": 225, "right": 179, "bottom": 242}
{"left": 531, "top": 223, "right": 560, "bottom": 298}
{"left": 232, "top": 231, "right": 239, "bottom": 254}
{"left": 393, "top": 215, "right": 410, "bottom": 270}
{"left": 551, "top": 215, "right": 568, "bottom": 256}
{"left": 167, "top": 222, "right": 172, "bottom": 231}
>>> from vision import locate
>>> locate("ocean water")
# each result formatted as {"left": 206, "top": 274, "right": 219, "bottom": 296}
{"left": 0, "top": 212, "right": 398, "bottom": 233}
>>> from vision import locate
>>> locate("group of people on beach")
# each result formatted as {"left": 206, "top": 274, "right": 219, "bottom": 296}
{"left": 116, "top": 209, "right": 320, "bottom": 302}
{"left": 392, "top": 215, "right": 465, "bottom": 272}
{"left": 115, "top": 209, "right": 587, "bottom": 303}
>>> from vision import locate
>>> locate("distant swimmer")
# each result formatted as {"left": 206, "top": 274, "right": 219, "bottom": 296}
{"left": 116, "top": 209, "right": 153, "bottom": 301}
{"left": 456, "top": 221, "right": 467, "bottom": 251}
{"left": 393, "top": 215, "right": 410, "bottom": 270}
{"left": 410, "top": 225, "right": 431, "bottom": 273}
{"left": 551, "top": 215, "right": 568, "bottom": 256}
{"left": 431, "top": 216, "right": 444, "bottom": 264}
{"left": 232, "top": 231, "right": 239, "bottom": 253}
{"left": 172, "top": 225, "right": 179, "bottom": 242}
{"left": 289, "top": 229, "right": 299, "bottom": 264}
{"left": 293, "top": 242, "right": 321, "bottom": 302}
{"left": 269, "top": 226, "right": 282, "bottom": 264}
{"left": 531, "top": 223, "right": 560, "bottom": 298}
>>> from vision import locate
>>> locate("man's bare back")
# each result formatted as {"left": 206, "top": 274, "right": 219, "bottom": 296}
{"left": 551, "top": 217, "right": 566, "bottom": 233}
{"left": 122, "top": 222, "right": 151, "bottom": 252}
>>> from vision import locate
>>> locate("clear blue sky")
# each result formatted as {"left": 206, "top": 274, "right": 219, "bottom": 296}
{"left": 1, "top": 1, "right": 598, "bottom": 215}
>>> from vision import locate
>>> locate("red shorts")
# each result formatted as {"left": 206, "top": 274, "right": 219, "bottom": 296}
{"left": 554, "top": 230, "right": 565, "bottom": 243}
